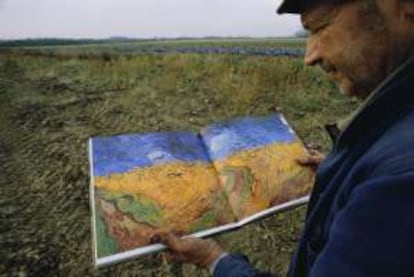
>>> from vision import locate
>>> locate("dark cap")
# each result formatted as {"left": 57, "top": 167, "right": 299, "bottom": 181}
{"left": 276, "top": 0, "right": 301, "bottom": 14}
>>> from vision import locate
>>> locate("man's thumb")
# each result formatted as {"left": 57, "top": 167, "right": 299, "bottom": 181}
{"left": 156, "top": 232, "right": 183, "bottom": 251}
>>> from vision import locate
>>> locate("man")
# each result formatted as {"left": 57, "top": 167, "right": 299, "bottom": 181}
{"left": 151, "top": 0, "right": 414, "bottom": 276}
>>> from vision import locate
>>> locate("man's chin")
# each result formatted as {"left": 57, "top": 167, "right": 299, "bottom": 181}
{"left": 337, "top": 80, "right": 368, "bottom": 99}
{"left": 338, "top": 83, "right": 355, "bottom": 97}
{"left": 338, "top": 84, "right": 351, "bottom": 96}
{"left": 330, "top": 75, "right": 356, "bottom": 97}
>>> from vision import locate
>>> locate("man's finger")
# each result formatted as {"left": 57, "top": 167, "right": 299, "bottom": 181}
{"left": 297, "top": 156, "right": 310, "bottom": 164}
{"left": 172, "top": 230, "right": 186, "bottom": 237}
{"left": 309, "top": 149, "right": 318, "bottom": 155}
{"left": 157, "top": 232, "right": 184, "bottom": 251}
{"left": 297, "top": 156, "right": 317, "bottom": 165}
{"left": 172, "top": 253, "right": 188, "bottom": 263}
{"left": 163, "top": 252, "right": 175, "bottom": 263}
{"left": 150, "top": 234, "right": 160, "bottom": 244}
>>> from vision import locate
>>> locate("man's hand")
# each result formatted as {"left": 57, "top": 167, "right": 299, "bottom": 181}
{"left": 296, "top": 149, "right": 326, "bottom": 171}
{"left": 151, "top": 232, "right": 224, "bottom": 267}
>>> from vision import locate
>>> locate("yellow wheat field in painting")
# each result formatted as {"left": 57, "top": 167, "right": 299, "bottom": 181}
{"left": 95, "top": 162, "right": 235, "bottom": 232}
{"left": 214, "top": 140, "right": 314, "bottom": 219}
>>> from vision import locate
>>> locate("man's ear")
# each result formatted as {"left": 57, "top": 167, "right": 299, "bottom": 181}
{"left": 399, "top": 0, "right": 414, "bottom": 22}
{"left": 378, "top": 0, "right": 414, "bottom": 27}
{"left": 378, "top": 0, "right": 412, "bottom": 19}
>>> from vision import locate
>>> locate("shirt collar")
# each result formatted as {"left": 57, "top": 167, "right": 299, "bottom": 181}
{"left": 336, "top": 55, "right": 414, "bottom": 133}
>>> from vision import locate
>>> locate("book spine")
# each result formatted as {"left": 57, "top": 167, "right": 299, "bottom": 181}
{"left": 88, "top": 138, "right": 99, "bottom": 266}
{"left": 95, "top": 222, "right": 241, "bottom": 267}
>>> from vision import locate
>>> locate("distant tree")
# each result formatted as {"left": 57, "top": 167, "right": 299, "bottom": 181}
{"left": 294, "top": 29, "right": 309, "bottom": 38}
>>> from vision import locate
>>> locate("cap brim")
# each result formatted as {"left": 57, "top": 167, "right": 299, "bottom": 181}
{"left": 276, "top": 0, "right": 301, "bottom": 14}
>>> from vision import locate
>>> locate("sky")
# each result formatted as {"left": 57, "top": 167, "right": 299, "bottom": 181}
{"left": 0, "top": 0, "right": 302, "bottom": 39}
{"left": 91, "top": 114, "right": 294, "bottom": 176}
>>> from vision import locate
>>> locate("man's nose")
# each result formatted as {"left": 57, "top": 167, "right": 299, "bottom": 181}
{"left": 304, "top": 36, "right": 322, "bottom": 66}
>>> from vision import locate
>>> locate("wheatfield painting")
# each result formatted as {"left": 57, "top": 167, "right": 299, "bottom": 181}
{"left": 90, "top": 114, "right": 314, "bottom": 261}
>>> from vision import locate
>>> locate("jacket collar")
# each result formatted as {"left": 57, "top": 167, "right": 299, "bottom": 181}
{"left": 334, "top": 55, "right": 414, "bottom": 149}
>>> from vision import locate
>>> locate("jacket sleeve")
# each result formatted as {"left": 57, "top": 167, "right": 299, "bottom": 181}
{"left": 310, "top": 172, "right": 414, "bottom": 277}
{"left": 213, "top": 254, "right": 275, "bottom": 277}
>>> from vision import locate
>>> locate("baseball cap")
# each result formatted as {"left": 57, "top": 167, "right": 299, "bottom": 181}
{"left": 276, "top": 0, "right": 301, "bottom": 14}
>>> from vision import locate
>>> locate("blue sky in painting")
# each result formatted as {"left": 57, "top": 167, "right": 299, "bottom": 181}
{"left": 201, "top": 114, "right": 296, "bottom": 161}
{"left": 91, "top": 132, "right": 210, "bottom": 177}
{"left": 90, "top": 114, "right": 297, "bottom": 177}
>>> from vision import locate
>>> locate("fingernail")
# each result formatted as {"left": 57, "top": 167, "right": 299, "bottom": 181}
{"left": 174, "top": 230, "right": 186, "bottom": 237}
{"left": 150, "top": 235, "right": 160, "bottom": 244}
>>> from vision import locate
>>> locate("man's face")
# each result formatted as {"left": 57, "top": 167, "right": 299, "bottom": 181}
{"left": 301, "top": 1, "right": 388, "bottom": 98}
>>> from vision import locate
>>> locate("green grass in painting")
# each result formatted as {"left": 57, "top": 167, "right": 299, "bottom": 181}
{"left": 101, "top": 192, "right": 164, "bottom": 227}
{"left": 95, "top": 203, "right": 119, "bottom": 258}
{"left": 190, "top": 210, "right": 220, "bottom": 233}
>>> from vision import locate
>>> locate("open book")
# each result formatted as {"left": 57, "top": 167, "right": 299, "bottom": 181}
{"left": 89, "top": 113, "right": 314, "bottom": 267}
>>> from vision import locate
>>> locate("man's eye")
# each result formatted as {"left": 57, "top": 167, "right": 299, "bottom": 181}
{"left": 312, "top": 24, "right": 327, "bottom": 34}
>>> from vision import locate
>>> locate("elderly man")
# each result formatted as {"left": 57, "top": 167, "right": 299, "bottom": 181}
{"left": 152, "top": 0, "right": 414, "bottom": 276}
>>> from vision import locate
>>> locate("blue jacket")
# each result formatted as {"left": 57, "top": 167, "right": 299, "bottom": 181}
{"left": 214, "top": 57, "right": 414, "bottom": 277}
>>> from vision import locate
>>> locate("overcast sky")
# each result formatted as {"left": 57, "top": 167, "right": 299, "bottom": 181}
{"left": 0, "top": 0, "right": 302, "bottom": 39}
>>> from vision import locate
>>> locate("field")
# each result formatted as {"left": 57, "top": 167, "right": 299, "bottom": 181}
{"left": 0, "top": 39, "right": 359, "bottom": 276}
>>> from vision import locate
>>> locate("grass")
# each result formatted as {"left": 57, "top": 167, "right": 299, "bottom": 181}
{"left": 0, "top": 42, "right": 358, "bottom": 276}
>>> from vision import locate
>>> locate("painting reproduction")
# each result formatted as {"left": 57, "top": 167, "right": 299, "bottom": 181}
{"left": 89, "top": 113, "right": 314, "bottom": 267}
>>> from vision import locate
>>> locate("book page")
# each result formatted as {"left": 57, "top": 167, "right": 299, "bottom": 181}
{"left": 200, "top": 114, "right": 314, "bottom": 221}
{"left": 89, "top": 131, "right": 236, "bottom": 263}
